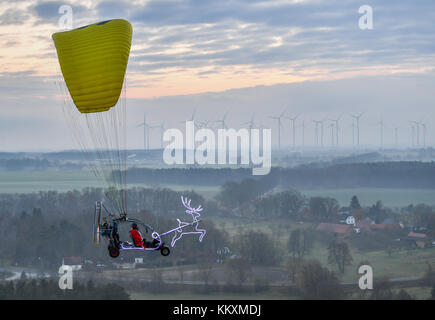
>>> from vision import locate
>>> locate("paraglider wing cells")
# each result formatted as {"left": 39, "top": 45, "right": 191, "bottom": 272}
{"left": 52, "top": 19, "right": 132, "bottom": 113}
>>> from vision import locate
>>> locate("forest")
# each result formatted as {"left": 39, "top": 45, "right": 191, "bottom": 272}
{"left": 124, "top": 161, "right": 435, "bottom": 188}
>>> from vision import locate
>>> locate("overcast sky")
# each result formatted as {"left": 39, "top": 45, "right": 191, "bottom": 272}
{"left": 0, "top": 0, "right": 434, "bottom": 151}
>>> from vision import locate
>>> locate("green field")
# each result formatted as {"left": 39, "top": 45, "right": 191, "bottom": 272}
{"left": 0, "top": 171, "right": 101, "bottom": 193}
{"left": 0, "top": 171, "right": 219, "bottom": 197}
{"left": 1, "top": 171, "right": 434, "bottom": 207}
{"left": 307, "top": 244, "right": 435, "bottom": 283}
{"left": 301, "top": 188, "right": 435, "bottom": 208}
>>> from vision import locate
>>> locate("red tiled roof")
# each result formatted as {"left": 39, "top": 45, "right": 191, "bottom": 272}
{"left": 354, "top": 221, "right": 400, "bottom": 232}
{"left": 408, "top": 232, "right": 427, "bottom": 239}
{"left": 355, "top": 220, "right": 372, "bottom": 232}
{"left": 317, "top": 223, "right": 352, "bottom": 234}
{"left": 371, "top": 223, "right": 400, "bottom": 230}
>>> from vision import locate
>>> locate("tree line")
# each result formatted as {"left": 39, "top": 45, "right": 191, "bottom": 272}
{"left": 124, "top": 161, "right": 435, "bottom": 189}
{"left": 0, "top": 275, "right": 129, "bottom": 300}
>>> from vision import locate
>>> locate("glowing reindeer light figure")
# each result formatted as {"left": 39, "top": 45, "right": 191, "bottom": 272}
{"left": 171, "top": 196, "right": 206, "bottom": 247}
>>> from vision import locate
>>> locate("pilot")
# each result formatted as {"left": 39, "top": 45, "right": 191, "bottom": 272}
{"left": 129, "top": 223, "right": 146, "bottom": 248}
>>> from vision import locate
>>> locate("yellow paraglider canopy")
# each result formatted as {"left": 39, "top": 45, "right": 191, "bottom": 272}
{"left": 52, "top": 19, "right": 132, "bottom": 113}
{"left": 52, "top": 19, "right": 132, "bottom": 215}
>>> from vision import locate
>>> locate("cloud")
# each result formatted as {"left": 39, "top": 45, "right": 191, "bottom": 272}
{"left": 33, "top": 1, "right": 67, "bottom": 20}
{"left": 0, "top": 8, "right": 29, "bottom": 25}
{"left": 3, "top": 0, "right": 435, "bottom": 80}
{"left": 118, "top": 0, "right": 435, "bottom": 78}
{"left": 1, "top": 0, "right": 435, "bottom": 150}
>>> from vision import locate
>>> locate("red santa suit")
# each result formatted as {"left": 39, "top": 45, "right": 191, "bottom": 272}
{"left": 129, "top": 229, "right": 146, "bottom": 248}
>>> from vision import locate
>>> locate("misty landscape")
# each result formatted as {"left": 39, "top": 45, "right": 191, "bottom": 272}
{"left": 0, "top": 147, "right": 434, "bottom": 301}
{"left": 1, "top": 0, "right": 435, "bottom": 307}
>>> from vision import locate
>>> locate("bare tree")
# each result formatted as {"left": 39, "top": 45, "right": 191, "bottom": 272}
{"left": 287, "top": 229, "right": 313, "bottom": 263}
{"left": 297, "top": 260, "right": 343, "bottom": 299}
{"left": 225, "top": 257, "right": 252, "bottom": 285}
{"left": 328, "top": 240, "right": 353, "bottom": 274}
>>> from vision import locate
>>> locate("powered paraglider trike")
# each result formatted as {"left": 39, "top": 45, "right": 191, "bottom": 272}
{"left": 93, "top": 198, "right": 206, "bottom": 258}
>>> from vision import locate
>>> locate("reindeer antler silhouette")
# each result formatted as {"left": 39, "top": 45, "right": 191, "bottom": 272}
{"left": 181, "top": 196, "right": 203, "bottom": 215}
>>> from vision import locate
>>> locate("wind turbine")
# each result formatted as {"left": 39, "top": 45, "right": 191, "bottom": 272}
{"left": 328, "top": 114, "right": 342, "bottom": 147}
{"left": 312, "top": 119, "right": 324, "bottom": 147}
{"left": 411, "top": 121, "right": 420, "bottom": 146}
{"left": 189, "top": 109, "right": 196, "bottom": 122}
{"left": 197, "top": 119, "right": 212, "bottom": 129}
{"left": 216, "top": 111, "right": 229, "bottom": 129}
{"left": 180, "top": 109, "right": 197, "bottom": 127}
{"left": 157, "top": 121, "right": 165, "bottom": 148}
{"left": 285, "top": 113, "right": 301, "bottom": 148}
{"left": 257, "top": 119, "right": 265, "bottom": 130}
{"left": 351, "top": 121, "right": 355, "bottom": 148}
{"left": 269, "top": 109, "right": 287, "bottom": 149}
{"left": 320, "top": 120, "right": 324, "bottom": 147}
{"left": 313, "top": 120, "right": 319, "bottom": 146}
{"left": 378, "top": 119, "right": 384, "bottom": 149}
{"left": 410, "top": 122, "right": 415, "bottom": 147}
{"left": 243, "top": 113, "right": 256, "bottom": 130}
{"left": 329, "top": 123, "right": 335, "bottom": 147}
{"left": 393, "top": 125, "right": 399, "bottom": 147}
{"left": 420, "top": 121, "right": 427, "bottom": 147}
{"left": 137, "top": 112, "right": 151, "bottom": 150}
{"left": 350, "top": 113, "right": 364, "bottom": 148}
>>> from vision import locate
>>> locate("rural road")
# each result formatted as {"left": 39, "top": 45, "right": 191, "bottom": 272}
{"left": 0, "top": 266, "right": 424, "bottom": 288}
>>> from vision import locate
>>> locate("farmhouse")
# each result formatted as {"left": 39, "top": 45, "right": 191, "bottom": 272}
{"left": 355, "top": 218, "right": 374, "bottom": 233}
{"left": 370, "top": 222, "right": 401, "bottom": 232}
{"left": 316, "top": 223, "right": 353, "bottom": 238}
{"left": 406, "top": 232, "right": 432, "bottom": 248}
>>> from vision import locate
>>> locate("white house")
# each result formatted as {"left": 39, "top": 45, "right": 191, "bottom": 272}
{"left": 345, "top": 216, "right": 356, "bottom": 226}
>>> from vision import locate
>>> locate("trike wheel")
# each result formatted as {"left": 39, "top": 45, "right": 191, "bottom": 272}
{"left": 160, "top": 246, "right": 170, "bottom": 256}
{"left": 108, "top": 245, "right": 120, "bottom": 258}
